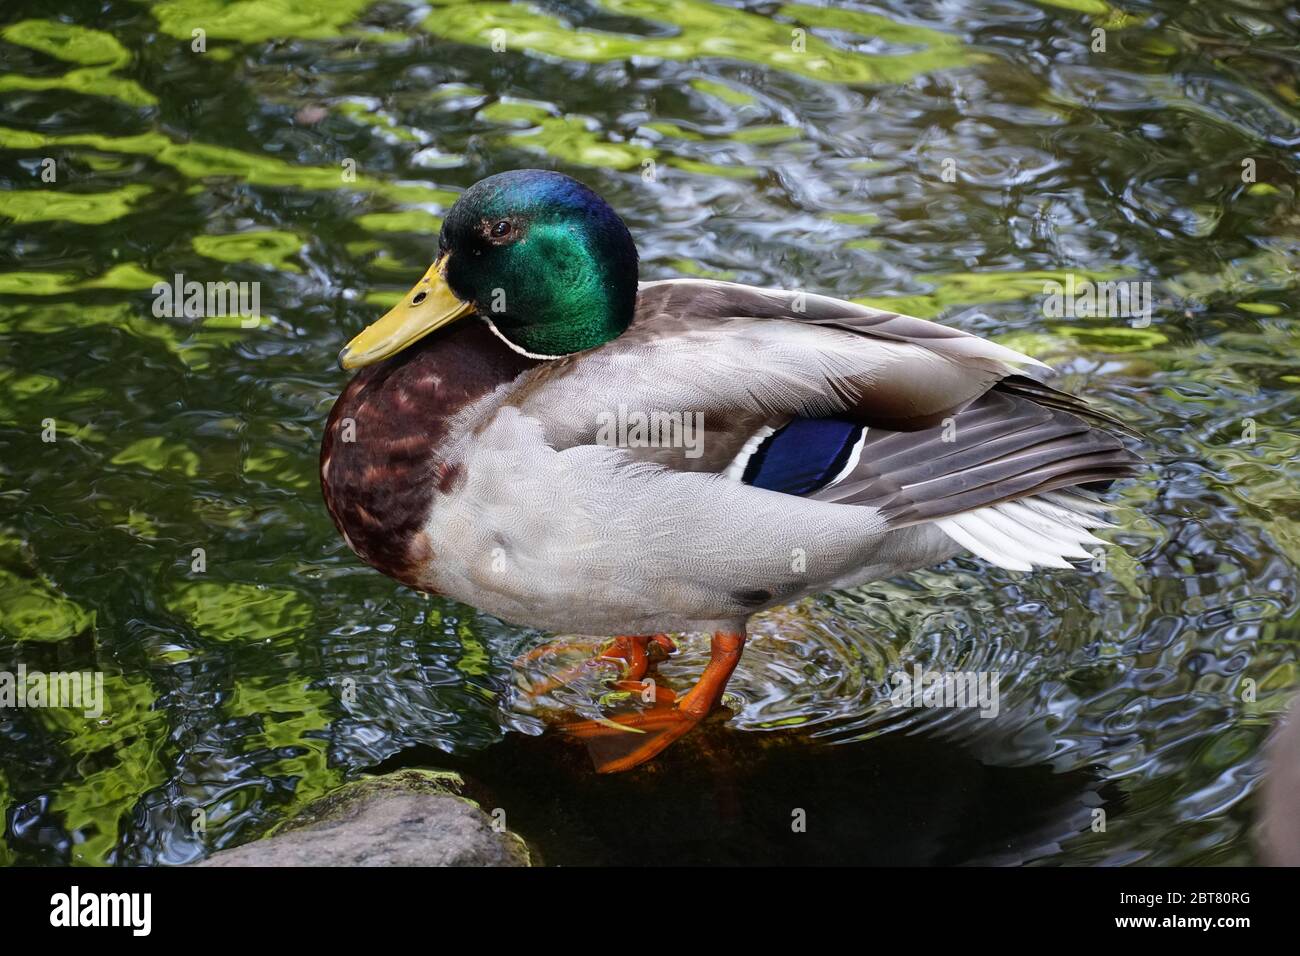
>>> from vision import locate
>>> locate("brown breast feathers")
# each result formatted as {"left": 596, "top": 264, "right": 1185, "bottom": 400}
{"left": 320, "top": 319, "right": 538, "bottom": 588}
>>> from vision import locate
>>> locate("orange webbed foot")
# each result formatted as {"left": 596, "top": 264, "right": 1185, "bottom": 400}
{"left": 561, "top": 631, "right": 745, "bottom": 773}
{"left": 515, "top": 633, "right": 675, "bottom": 698}
{"left": 561, "top": 689, "right": 702, "bottom": 773}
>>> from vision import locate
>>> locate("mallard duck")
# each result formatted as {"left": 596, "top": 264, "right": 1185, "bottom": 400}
{"left": 321, "top": 169, "right": 1141, "bottom": 772}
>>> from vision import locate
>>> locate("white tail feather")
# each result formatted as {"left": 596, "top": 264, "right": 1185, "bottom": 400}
{"left": 935, "top": 492, "right": 1115, "bottom": 572}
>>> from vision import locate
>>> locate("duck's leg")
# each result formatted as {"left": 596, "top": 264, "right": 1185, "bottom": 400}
{"left": 516, "top": 634, "right": 676, "bottom": 697}
{"left": 602, "top": 633, "right": 677, "bottom": 682}
{"left": 562, "top": 631, "right": 746, "bottom": 773}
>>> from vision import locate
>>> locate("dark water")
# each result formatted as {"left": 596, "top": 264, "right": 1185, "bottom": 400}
{"left": 1, "top": 0, "right": 1298, "bottom": 866}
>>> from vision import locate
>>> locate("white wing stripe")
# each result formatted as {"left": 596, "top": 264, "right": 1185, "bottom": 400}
{"left": 826, "top": 427, "right": 869, "bottom": 488}
{"left": 723, "top": 425, "right": 777, "bottom": 481}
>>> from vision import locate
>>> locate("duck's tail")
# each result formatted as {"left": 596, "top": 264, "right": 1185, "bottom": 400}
{"left": 930, "top": 489, "right": 1116, "bottom": 572}
{"left": 799, "top": 381, "right": 1143, "bottom": 570}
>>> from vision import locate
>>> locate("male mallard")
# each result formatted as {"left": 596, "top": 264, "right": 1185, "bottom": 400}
{"left": 321, "top": 169, "right": 1141, "bottom": 772}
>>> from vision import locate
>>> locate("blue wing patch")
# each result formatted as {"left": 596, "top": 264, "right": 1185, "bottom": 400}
{"left": 741, "top": 417, "right": 865, "bottom": 496}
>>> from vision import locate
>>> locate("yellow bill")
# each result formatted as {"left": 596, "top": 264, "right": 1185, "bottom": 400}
{"left": 338, "top": 254, "right": 475, "bottom": 369}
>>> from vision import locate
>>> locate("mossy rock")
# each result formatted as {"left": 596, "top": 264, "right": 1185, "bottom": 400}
{"left": 201, "top": 769, "right": 533, "bottom": 867}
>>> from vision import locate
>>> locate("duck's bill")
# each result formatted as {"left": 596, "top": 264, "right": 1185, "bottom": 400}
{"left": 338, "top": 255, "right": 475, "bottom": 369}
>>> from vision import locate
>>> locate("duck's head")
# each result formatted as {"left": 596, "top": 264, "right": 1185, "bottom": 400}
{"left": 339, "top": 169, "right": 639, "bottom": 368}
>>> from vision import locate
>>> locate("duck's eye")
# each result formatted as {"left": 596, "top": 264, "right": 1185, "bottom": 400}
{"left": 490, "top": 220, "right": 512, "bottom": 239}
{"left": 412, "top": 291, "right": 428, "bottom": 305}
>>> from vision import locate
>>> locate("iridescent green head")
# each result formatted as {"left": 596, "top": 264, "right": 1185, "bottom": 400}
{"left": 338, "top": 170, "right": 639, "bottom": 369}
{"left": 441, "top": 170, "right": 639, "bottom": 356}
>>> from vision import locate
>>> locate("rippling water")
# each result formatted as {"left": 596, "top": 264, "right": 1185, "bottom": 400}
{"left": 1, "top": 0, "right": 1298, "bottom": 866}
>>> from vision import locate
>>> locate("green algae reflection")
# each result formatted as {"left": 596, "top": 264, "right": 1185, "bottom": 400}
{"left": 0, "top": 20, "right": 155, "bottom": 107}
{"left": 0, "top": 301, "right": 225, "bottom": 371}
{"left": 193, "top": 231, "right": 304, "bottom": 273}
{"left": 226, "top": 677, "right": 342, "bottom": 807}
{"left": 144, "top": 0, "right": 376, "bottom": 44}
{"left": 0, "top": 126, "right": 456, "bottom": 206}
{"left": 0, "top": 185, "right": 152, "bottom": 226}
{"left": 478, "top": 98, "right": 770, "bottom": 176}
{"left": 421, "top": 0, "right": 980, "bottom": 85}
{"left": 0, "top": 264, "right": 163, "bottom": 297}
{"left": 41, "top": 677, "right": 167, "bottom": 865}
{"left": 480, "top": 100, "right": 653, "bottom": 172}
{"left": 166, "top": 581, "right": 312, "bottom": 643}
{"left": 0, "top": 568, "right": 96, "bottom": 644}
{"left": 0, "top": 536, "right": 96, "bottom": 644}
{"left": 111, "top": 437, "right": 201, "bottom": 479}
{"left": 854, "top": 269, "right": 1132, "bottom": 319}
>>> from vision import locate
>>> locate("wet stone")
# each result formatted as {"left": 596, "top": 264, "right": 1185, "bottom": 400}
{"left": 197, "top": 769, "right": 532, "bottom": 867}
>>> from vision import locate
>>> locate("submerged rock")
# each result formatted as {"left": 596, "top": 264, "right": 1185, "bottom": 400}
{"left": 199, "top": 768, "right": 532, "bottom": 867}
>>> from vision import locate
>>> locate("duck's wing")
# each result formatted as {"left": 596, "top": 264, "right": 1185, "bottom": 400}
{"left": 638, "top": 277, "right": 1046, "bottom": 371}
{"left": 483, "top": 278, "right": 1140, "bottom": 586}
{"left": 801, "top": 388, "right": 1138, "bottom": 571}
{"left": 509, "top": 277, "right": 1122, "bottom": 444}
{"left": 501, "top": 278, "right": 1035, "bottom": 475}
{"left": 631, "top": 278, "right": 1055, "bottom": 429}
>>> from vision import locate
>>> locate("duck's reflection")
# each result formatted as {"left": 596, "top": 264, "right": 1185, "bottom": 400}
{"left": 372, "top": 726, "right": 1121, "bottom": 866}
